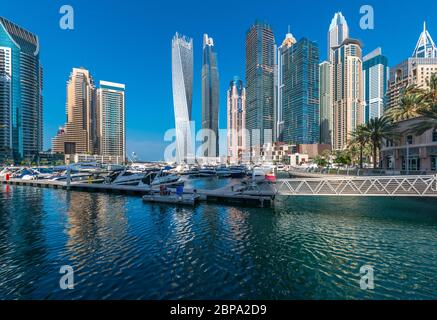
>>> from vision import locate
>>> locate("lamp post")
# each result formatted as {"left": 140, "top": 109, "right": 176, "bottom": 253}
{"left": 406, "top": 139, "right": 410, "bottom": 175}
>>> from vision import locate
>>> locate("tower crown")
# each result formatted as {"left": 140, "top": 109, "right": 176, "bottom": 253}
{"left": 412, "top": 21, "right": 437, "bottom": 58}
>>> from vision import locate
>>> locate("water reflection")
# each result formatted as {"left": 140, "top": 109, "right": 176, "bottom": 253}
{"left": 0, "top": 184, "right": 436, "bottom": 299}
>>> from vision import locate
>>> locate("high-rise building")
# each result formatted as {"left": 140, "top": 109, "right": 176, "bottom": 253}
{"left": 227, "top": 77, "right": 246, "bottom": 164}
{"left": 172, "top": 33, "right": 194, "bottom": 163}
{"left": 319, "top": 61, "right": 332, "bottom": 145}
{"left": 328, "top": 12, "right": 349, "bottom": 61}
{"left": 97, "top": 81, "right": 126, "bottom": 162}
{"left": 276, "top": 28, "right": 297, "bottom": 142}
{"left": 201, "top": 34, "right": 220, "bottom": 158}
{"left": 52, "top": 68, "right": 97, "bottom": 155}
{"left": 387, "top": 23, "right": 437, "bottom": 110}
{"left": 320, "top": 12, "right": 350, "bottom": 149}
{"left": 332, "top": 39, "right": 365, "bottom": 150}
{"left": 245, "top": 21, "right": 276, "bottom": 148}
{"left": 363, "top": 48, "right": 389, "bottom": 122}
{"left": 0, "top": 17, "right": 43, "bottom": 163}
{"left": 281, "top": 37, "right": 320, "bottom": 144}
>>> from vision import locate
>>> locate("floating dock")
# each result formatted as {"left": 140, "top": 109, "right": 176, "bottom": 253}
{"left": 0, "top": 178, "right": 275, "bottom": 208}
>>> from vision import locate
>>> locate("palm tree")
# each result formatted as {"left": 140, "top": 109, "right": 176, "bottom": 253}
{"left": 412, "top": 73, "right": 437, "bottom": 134}
{"left": 363, "top": 117, "right": 397, "bottom": 169}
{"left": 385, "top": 86, "right": 423, "bottom": 122}
{"left": 349, "top": 124, "right": 369, "bottom": 169}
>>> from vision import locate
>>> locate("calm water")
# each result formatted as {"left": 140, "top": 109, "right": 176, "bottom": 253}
{"left": 0, "top": 179, "right": 436, "bottom": 300}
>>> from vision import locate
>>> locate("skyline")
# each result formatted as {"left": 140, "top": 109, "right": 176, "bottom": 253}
{"left": 1, "top": 0, "right": 437, "bottom": 160}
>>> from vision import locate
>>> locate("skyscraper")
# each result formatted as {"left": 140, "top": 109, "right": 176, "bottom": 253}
{"left": 276, "top": 28, "right": 297, "bottom": 142}
{"left": 363, "top": 48, "right": 389, "bottom": 122}
{"left": 387, "top": 22, "right": 437, "bottom": 110}
{"left": 97, "top": 81, "right": 126, "bottom": 162}
{"left": 227, "top": 77, "right": 246, "bottom": 164}
{"left": 245, "top": 21, "right": 275, "bottom": 149}
{"left": 201, "top": 34, "right": 220, "bottom": 158}
{"left": 0, "top": 17, "right": 43, "bottom": 163}
{"left": 319, "top": 61, "right": 332, "bottom": 145}
{"left": 172, "top": 33, "right": 194, "bottom": 163}
{"left": 332, "top": 39, "right": 364, "bottom": 150}
{"left": 320, "top": 12, "right": 350, "bottom": 149}
{"left": 328, "top": 12, "right": 349, "bottom": 61}
{"left": 281, "top": 37, "right": 320, "bottom": 144}
{"left": 52, "top": 68, "right": 97, "bottom": 155}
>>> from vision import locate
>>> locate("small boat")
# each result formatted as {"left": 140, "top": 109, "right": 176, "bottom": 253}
{"left": 216, "top": 166, "right": 231, "bottom": 178}
{"left": 228, "top": 165, "right": 247, "bottom": 178}
{"left": 142, "top": 193, "right": 199, "bottom": 206}
{"left": 198, "top": 166, "right": 216, "bottom": 177}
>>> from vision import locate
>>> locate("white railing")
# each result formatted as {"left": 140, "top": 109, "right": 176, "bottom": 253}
{"left": 276, "top": 175, "right": 437, "bottom": 197}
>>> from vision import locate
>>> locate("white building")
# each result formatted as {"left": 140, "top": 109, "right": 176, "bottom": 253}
{"left": 227, "top": 77, "right": 247, "bottom": 164}
{"left": 172, "top": 33, "right": 194, "bottom": 163}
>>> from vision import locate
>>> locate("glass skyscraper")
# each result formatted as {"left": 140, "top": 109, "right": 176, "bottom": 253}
{"left": 245, "top": 21, "right": 275, "bottom": 148}
{"left": 319, "top": 61, "right": 332, "bottom": 145}
{"left": 281, "top": 38, "right": 320, "bottom": 145}
{"left": 363, "top": 48, "right": 389, "bottom": 122}
{"left": 276, "top": 29, "right": 297, "bottom": 142}
{"left": 201, "top": 34, "right": 220, "bottom": 158}
{"left": 172, "top": 33, "right": 194, "bottom": 163}
{"left": 0, "top": 17, "right": 43, "bottom": 163}
{"left": 97, "top": 81, "right": 126, "bottom": 162}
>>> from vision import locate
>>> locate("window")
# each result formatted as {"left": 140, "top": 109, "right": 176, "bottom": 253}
{"left": 433, "top": 130, "right": 437, "bottom": 142}
{"left": 407, "top": 135, "right": 413, "bottom": 145}
{"left": 432, "top": 156, "right": 437, "bottom": 171}
{"left": 386, "top": 139, "right": 394, "bottom": 147}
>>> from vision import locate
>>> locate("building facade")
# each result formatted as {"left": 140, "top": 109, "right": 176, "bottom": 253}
{"left": 172, "top": 33, "right": 194, "bottom": 163}
{"left": 332, "top": 38, "right": 364, "bottom": 150}
{"left": 245, "top": 21, "right": 276, "bottom": 148}
{"left": 0, "top": 17, "right": 43, "bottom": 163}
{"left": 276, "top": 29, "right": 297, "bottom": 142}
{"left": 363, "top": 48, "right": 389, "bottom": 122}
{"left": 227, "top": 77, "right": 246, "bottom": 164}
{"left": 201, "top": 34, "right": 220, "bottom": 158}
{"left": 97, "top": 81, "right": 126, "bottom": 162}
{"left": 381, "top": 117, "right": 437, "bottom": 173}
{"left": 52, "top": 68, "right": 97, "bottom": 155}
{"left": 387, "top": 23, "right": 437, "bottom": 110}
{"left": 281, "top": 37, "right": 320, "bottom": 145}
{"left": 319, "top": 61, "right": 332, "bottom": 145}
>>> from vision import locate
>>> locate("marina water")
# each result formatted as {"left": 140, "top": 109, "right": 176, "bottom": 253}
{"left": 0, "top": 178, "right": 436, "bottom": 299}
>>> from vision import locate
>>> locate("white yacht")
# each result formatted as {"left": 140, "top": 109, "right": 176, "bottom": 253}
{"left": 138, "top": 170, "right": 183, "bottom": 187}
{"left": 106, "top": 170, "right": 146, "bottom": 186}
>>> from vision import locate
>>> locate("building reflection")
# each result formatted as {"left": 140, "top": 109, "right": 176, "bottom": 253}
{"left": 0, "top": 185, "right": 47, "bottom": 298}
{"left": 65, "top": 192, "right": 128, "bottom": 264}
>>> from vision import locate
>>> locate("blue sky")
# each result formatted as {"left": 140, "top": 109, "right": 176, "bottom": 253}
{"left": 1, "top": 0, "right": 436, "bottom": 160}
